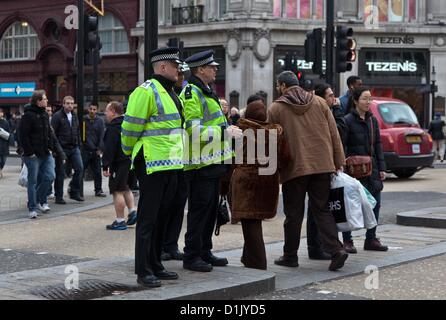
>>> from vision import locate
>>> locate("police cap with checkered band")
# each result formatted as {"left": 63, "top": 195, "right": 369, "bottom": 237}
{"left": 150, "top": 47, "right": 182, "bottom": 64}
{"left": 185, "top": 50, "right": 220, "bottom": 68}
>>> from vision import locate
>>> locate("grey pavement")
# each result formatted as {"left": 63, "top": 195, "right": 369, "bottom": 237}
{"left": 0, "top": 161, "right": 113, "bottom": 224}
{"left": 0, "top": 224, "right": 445, "bottom": 300}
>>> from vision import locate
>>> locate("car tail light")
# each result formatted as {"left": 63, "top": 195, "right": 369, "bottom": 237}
{"left": 427, "top": 134, "right": 433, "bottom": 143}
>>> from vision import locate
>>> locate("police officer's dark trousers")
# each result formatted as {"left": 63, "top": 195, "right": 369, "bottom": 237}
{"left": 163, "top": 171, "right": 189, "bottom": 254}
{"left": 134, "top": 158, "right": 178, "bottom": 277}
{"left": 183, "top": 165, "right": 225, "bottom": 263}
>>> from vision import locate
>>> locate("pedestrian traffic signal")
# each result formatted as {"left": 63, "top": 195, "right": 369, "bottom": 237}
{"left": 336, "top": 26, "right": 356, "bottom": 73}
{"left": 304, "top": 28, "right": 323, "bottom": 75}
{"left": 296, "top": 70, "right": 303, "bottom": 81}
{"left": 84, "top": 15, "right": 101, "bottom": 66}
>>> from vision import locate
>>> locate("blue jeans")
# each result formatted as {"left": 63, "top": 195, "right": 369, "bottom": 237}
{"left": 23, "top": 155, "right": 55, "bottom": 212}
{"left": 342, "top": 192, "right": 381, "bottom": 242}
{"left": 55, "top": 147, "right": 84, "bottom": 199}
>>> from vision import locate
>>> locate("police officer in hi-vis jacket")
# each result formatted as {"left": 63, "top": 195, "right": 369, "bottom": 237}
{"left": 121, "top": 47, "right": 184, "bottom": 288}
{"left": 180, "top": 50, "right": 242, "bottom": 272}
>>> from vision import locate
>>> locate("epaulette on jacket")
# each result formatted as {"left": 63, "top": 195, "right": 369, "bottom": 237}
{"left": 184, "top": 85, "right": 192, "bottom": 100}
{"left": 139, "top": 80, "right": 152, "bottom": 90}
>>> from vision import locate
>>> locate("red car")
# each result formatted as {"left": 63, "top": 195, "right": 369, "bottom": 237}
{"left": 369, "top": 97, "right": 435, "bottom": 178}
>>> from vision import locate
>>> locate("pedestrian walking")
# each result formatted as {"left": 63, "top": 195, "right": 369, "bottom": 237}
{"left": 339, "top": 76, "right": 362, "bottom": 115}
{"left": 19, "top": 90, "right": 63, "bottom": 219}
{"left": 51, "top": 96, "right": 84, "bottom": 204}
{"left": 267, "top": 71, "right": 348, "bottom": 271}
{"left": 102, "top": 102, "right": 137, "bottom": 231}
{"left": 179, "top": 50, "right": 242, "bottom": 272}
{"left": 122, "top": 47, "right": 184, "bottom": 288}
{"left": 231, "top": 95, "right": 290, "bottom": 270}
{"left": 428, "top": 112, "right": 445, "bottom": 162}
{"left": 305, "top": 83, "right": 348, "bottom": 260}
{"left": 82, "top": 103, "right": 106, "bottom": 197}
{"left": 0, "top": 108, "right": 10, "bottom": 179}
{"left": 342, "top": 87, "right": 388, "bottom": 253}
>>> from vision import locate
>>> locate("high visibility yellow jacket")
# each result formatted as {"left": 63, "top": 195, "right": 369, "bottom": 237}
{"left": 121, "top": 79, "right": 184, "bottom": 175}
{"left": 180, "top": 83, "right": 233, "bottom": 171}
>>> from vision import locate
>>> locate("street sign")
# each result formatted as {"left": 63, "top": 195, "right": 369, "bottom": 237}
{"left": 0, "top": 82, "right": 36, "bottom": 98}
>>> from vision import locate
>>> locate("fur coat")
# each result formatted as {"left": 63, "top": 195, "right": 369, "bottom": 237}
{"left": 230, "top": 118, "right": 290, "bottom": 221}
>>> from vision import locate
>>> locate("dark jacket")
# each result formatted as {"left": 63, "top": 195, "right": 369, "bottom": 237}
{"left": 19, "top": 103, "right": 64, "bottom": 158}
{"left": 102, "top": 116, "right": 130, "bottom": 171}
{"left": 51, "top": 109, "right": 81, "bottom": 149}
{"left": 332, "top": 105, "right": 348, "bottom": 148}
{"left": 344, "top": 109, "right": 386, "bottom": 194}
{"left": 428, "top": 119, "right": 445, "bottom": 141}
{"left": 0, "top": 118, "right": 10, "bottom": 155}
{"left": 83, "top": 115, "right": 105, "bottom": 152}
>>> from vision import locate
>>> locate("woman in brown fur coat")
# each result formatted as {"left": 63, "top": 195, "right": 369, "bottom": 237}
{"left": 231, "top": 96, "right": 290, "bottom": 270}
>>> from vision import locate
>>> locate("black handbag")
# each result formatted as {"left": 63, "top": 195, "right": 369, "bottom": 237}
{"left": 215, "top": 195, "right": 230, "bottom": 236}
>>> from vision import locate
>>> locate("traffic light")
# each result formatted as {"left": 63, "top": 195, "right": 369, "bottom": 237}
{"left": 296, "top": 70, "right": 303, "bottom": 82}
{"left": 84, "top": 15, "right": 101, "bottom": 66}
{"left": 304, "top": 28, "right": 323, "bottom": 74}
{"left": 336, "top": 26, "right": 356, "bottom": 73}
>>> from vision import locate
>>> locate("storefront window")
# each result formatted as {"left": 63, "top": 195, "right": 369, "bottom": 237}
{"left": 364, "top": 0, "right": 417, "bottom": 23}
{"left": 360, "top": 48, "right": 429, "bottom": 127}
{"left": 273, "top": 0, "right": 324, "bottom": 19}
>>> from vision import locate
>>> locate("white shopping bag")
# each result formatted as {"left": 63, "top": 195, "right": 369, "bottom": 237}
{"left": 18, "top": 164, "right": 28, "bottom": 188}
{"left": 329, "top": 172, "right": 364, "bottom": 232}
{"left": 358, "top": 185, "right": 378, "bottom": 230}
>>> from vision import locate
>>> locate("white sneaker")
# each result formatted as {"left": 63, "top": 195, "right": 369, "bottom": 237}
{"left": 29, "top": 211, "right": 38, "bottom": 219}
{"left": 38, "top": 203, "right": 51, "bottom": 213}
{"left": 48, "top": 193, "right": 55, "bottom": 200}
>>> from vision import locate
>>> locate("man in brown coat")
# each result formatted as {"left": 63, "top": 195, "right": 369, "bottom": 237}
{"left": 267, "top": 71, "right": 348, "bottom": 271}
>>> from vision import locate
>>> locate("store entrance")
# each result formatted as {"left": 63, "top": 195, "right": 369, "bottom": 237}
{"left": 370, "top": 86, "right": 429, "bottom": 128}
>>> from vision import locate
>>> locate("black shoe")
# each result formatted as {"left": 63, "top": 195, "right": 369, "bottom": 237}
{"left": 154, "top": 270, "right": 179, "bottom": 280}
{"left": 95, "top": 191, "right": 107, "bottom": 197}
{"left": 183, "top": 259, "right": 213, "bottom": 272}
{"left": 69, "top": 194, "right": 84, "bottom": 202}
{"left": 274, "top": 255, "right": 299, "bottom": 267}
{"left": 161, "top": 251, "right": 172, "bottom": 261}
{"left": 201, "top": 253, "right": 228, "bottom": 266}
{"left": 169, "top": 250, "right": 184, "bottom": 261}
{"left": 55, "top": 198, "right": 66, "bottom": 205}
{"left": 137, "top": 275, "right": 161, "bottom": 288}
{"left": 329, "top": 250, "right": 348, "bottom": 271}
{"left": 308, "top": 250, "right": 332, "bottom": 260}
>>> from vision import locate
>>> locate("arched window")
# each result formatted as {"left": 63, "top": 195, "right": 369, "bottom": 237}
{"left": 0, "top": 21, "right": 40, "bottom": 61}
{"left": 99, "top": 13, "right": 129, "bottom": 55}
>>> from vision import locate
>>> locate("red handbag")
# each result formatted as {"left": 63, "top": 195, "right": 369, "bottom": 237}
{"left": 345, "top": 118, "right": 374, "bottom": 179}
